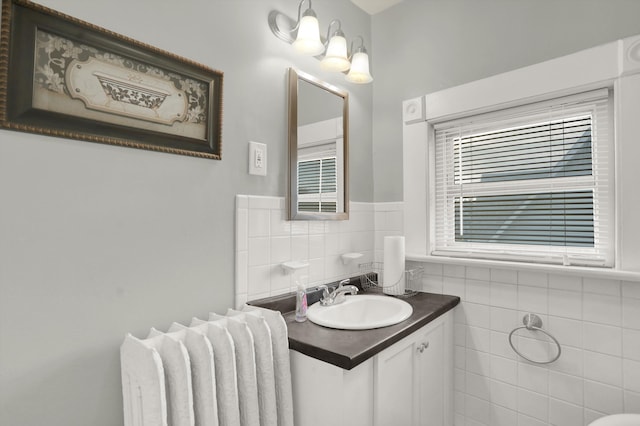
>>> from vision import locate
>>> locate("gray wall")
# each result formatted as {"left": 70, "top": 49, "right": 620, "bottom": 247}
{"left": 0, "top": 1, "right": 371, "bottom": 425}
{"left": 372, "top": 0, "right": 640, "bottom": 202}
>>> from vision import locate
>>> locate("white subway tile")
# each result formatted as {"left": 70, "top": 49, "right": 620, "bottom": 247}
{"left": 308, "top": 234, "right": 325, "bottom": 259}
{"left": 466, "top": 266, "right": 491, "bottom": 281}
{"left": 623, "top": 328, "right": 640, "bottom": 361}
{"left": 454, "top": 368, "right": 465, "bottom": 392}
{"left": 247, "top": 265, "right": 270, "bottom": 297}
{"left": 624, "top": 358, "right": 640, "bottom": 393}
{"left": 454, "top": 390, "right": 465, "bottom": 414}
{"left": 548, "top": 288, "right": 582, "bottom": 320}
{"left": 444, "top": 264, "right": 466, "bottom": 278}
{"left": 248, "top": 208, "right": 270, "bottom": 237}
{"left": 248, "top": 237, "right": 269, "bottom": 266}
{"left": 583, "top": 351, "right": 622, "bottom": 387}
{"left": 290, "top": 220, "right": 309, "bottom": 236}
{"left": 236, "top": 208, "right": 248, "bottom": 251}
{"left": 622, "top": 281, "right": 640, "bottom": 299}
{"left": 235, "top": 194, "right": 249, "bottom": 209}
{"left": 491, "top": 282, "right": 518, "bottom": 309}
{"left": 518, "top": 413, "right": 547, "bottom": 426}
{"left": 491, "top": 331, "right": 517, "bottom": 360}
{"left": 467, "top": 348, "right": 492, "bottom": 376}
{"left": 467, "top": 326, "right": 492, "bottom": 353}
{"left": 549, "top": 398, "right": 583, "bottom": 426}
{"left": 455, "top": 345, "right": 466, "bottom": 369}
{"left": 584, "top": 380, "right": 623, "bottom": 414}
{"left": 583, "top": 278, "right": 621, "bottom": 297}
{"left": 466, "top": 371, "right": 491, "bottom": 400}
{"left": 548, "top": 316, "right": 583, "bottom": 349}
{"left": 548, "top": 274, "right": 582, "bottom": 292}
{"left": 455, "top": 324, "right": 466, "bottom": 346}
{"left": 490, "top": 379, "right": 518, "bottom": 410}
{"left": 270, "top": 267, "right": 291, "bottom": 292}
{"left": 490, "top": 355, "right": 517, "bottom": 385}
{"left": 514, "top": 335, "right": 552, "bottom": 365}
{"left": 490, "top": 404, "right": 517, "bottom": 426}
{"left": 422, "top": 274, "right": 444, "bottom": 294}
{"left": 623, "top": 297, "right": 640, "bottom": 330}
{"left": 463, "top": 303, "right": 492, "bottom": 329}
{"left": 583, "top": 293, "right": 622, "bottom": 326}
{"left": 491, "top": 307, "right": 519, "bottom": 334}
{"left": 517, "top": 388, "right": 548, "bottom": 421}
{"left": 549, "top": 370, "right": 583, "bottom": 406}
{"left": 269, "top": 208, "right": 291, "bottom": 237}
{"left": 291, "top": 235, "right": 309, "bottom": 261}
{"left": 624, "top": 389, "right": 640, "bottom": 413}
{"left": 465, "top": 394, "right": 491, "bottom": 425}
{"left": 444, "top": 277, "right": 466, "bottom": 299}
{"left": 248, "top": 195, "right": 280, "bottom": 209}
{"left": 236, "top": 251, "right": 248, "bottom": 294}
{"left": 518, "top": 285, "right": 548, "bottom": 315}
{"left": 549, "top": 345, "right": 583, "bottom": 377}
{"left": 490, "top": 268, "right": 518, "bottom": 285}
{"left": 467, "top": 279, "right": 491, "bottom": 305}
{"left": 518, "top": 271, "right": 548, "bottom": 288}
{"left": 518, "top": 362, "right": 549, "bottom": 394}
{"left": 582, "top": 322, "right": 621, "bottom": 356}
{"left": 423, "top": 262, "right": 443, "bottom": 276}
{"left": 269, "top": 236, "right": 291, "bottom": 264}
{"left": 584, "top": 410, "right": 607, "bottom": 426}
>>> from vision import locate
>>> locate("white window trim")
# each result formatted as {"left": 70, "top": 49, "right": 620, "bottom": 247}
{"left": 402, "top": 33, "right": 640, "bottom": 273}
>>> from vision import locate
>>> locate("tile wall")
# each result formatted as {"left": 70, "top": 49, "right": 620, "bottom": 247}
{"left": 236, "top": 196, "right": 640, "bottom": 425}
{"left": 235, "top": 195, "right": 390, "bottom": 307}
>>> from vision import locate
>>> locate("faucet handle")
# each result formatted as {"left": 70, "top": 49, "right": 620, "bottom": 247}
{"left": 318, "top": 284, "right": 330, "bottom": 300}
{"left": 339, "top": 279, "right": 350, "bottom": 287}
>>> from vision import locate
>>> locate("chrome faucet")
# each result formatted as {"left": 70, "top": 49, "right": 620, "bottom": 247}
{"left": 318, "top": 279, "right": 359, "bottom": 306}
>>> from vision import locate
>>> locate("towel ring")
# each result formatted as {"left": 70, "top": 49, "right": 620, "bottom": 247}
{"left": 508, "top": 313, "right": 561, "bottom": 364}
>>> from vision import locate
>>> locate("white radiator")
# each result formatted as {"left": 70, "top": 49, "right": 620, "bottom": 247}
{"left": 121, "top": 306, "right": 294, "bottom": 426}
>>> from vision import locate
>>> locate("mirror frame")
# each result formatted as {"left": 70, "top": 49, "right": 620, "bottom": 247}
{"left": 287, "top": 68, "right": 349, "bottom": 220}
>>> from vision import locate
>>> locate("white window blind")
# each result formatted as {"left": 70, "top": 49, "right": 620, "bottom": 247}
{"left": 433, "top": 89, "right": 614, "bottom": 267}
{"left": 297, "top": 143, "right": 338, "bottom": 213}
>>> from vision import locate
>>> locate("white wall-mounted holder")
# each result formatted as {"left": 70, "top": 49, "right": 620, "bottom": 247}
{"left": 281, "top": 261, "right": 310, "bottom": 274}
{"left": 341, "top": 252, "right": 363, "bottom": 265}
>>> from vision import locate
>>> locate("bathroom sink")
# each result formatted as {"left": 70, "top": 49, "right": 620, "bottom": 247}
{"left": 589, "top": 414, "right": 640, "bottom": 426}
{"left": 306, "top": 294, "right": 413, "bottom": 330}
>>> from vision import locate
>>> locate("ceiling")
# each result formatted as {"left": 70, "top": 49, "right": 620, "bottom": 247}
{"left": 350, "top": 0, "right": 404, "bottom": 15}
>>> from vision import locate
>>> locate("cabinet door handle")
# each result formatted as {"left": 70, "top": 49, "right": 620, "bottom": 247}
{"left": 416, "top": 342, "right": 430, "bottom": 353}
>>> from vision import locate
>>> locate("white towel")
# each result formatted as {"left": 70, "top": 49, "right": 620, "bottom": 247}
{"left": 120, "top": 334, "right": 168, "bottom": 426}
{"left": 190, "top": 318, "right": 241, "bottom": 426}
{"left": 209, "top": 313, "right": 260, "bottom": 426}
{"left": 166, "top": 323, "right": 219, "bottom": 426}
{"left": 144, "top": 329, "right": 195, "bottom": 426}
{"left": 242, "top": 306, "right": 294, "bottom": 426}
{"left": 227, "top": 309, "right": 278, "bottom": 426}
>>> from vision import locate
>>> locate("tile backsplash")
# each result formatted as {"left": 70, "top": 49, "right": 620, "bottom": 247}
{"left": 235, "top": 195, "right": 640, "bottom": 425}
{"left": 235, "top": 195, "right": 403, "bottom": 307}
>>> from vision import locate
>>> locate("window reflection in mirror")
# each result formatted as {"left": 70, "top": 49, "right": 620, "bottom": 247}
{"left": 288, "top": 68, "right": 349, "bottom": 220}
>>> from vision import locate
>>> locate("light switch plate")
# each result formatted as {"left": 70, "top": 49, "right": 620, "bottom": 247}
{"left": 249, "top": 141, "right": 267, "bottom": 176}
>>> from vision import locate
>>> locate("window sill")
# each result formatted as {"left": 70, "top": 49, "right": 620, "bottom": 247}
{"left": 406, "top": 253, "right": 640, "bottom": 282}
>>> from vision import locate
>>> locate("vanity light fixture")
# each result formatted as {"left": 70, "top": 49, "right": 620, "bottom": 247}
{"left": 345, "top": 36, "right": 373, "bottom": 84}
{"left": 268, "top": 0, "right": 373, "bottom": 83}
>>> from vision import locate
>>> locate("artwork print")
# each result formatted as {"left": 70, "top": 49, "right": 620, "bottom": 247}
{"left": 0, "top": 0, "right": 223, "bottom": 159}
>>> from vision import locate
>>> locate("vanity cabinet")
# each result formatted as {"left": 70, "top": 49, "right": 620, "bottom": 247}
{"left": 290, "top": 311, "right": 453, "bottom": 426}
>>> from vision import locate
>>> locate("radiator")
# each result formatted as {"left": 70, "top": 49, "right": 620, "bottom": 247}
{"left": 120, "top": 306, "right": 294, "bottom": 426}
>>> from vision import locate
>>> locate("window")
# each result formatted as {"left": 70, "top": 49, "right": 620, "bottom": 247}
{"left": 433, "top": 89, "right": 614, "bottom": 266}
{"left": 297, "top": 155, "right": 337, "bottom": 213}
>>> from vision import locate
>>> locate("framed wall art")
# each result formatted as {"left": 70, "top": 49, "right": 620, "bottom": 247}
{"left": 0, "top": 0, "right": 223, "bottom": 159}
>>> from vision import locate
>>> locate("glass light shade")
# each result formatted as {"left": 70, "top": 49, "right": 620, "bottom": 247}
{"left": 345, "top": 51, "right": 373, "bottom": 84}
{"left": 292, "top": 14, "right": 325, "bottom": 56}
{"left": 320, "top": 34, "right": 350, "bottom": 72}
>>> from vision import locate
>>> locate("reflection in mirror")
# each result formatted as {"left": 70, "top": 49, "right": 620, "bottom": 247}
{"left": 288, "top": 68, "right": 349, "bottom": 220}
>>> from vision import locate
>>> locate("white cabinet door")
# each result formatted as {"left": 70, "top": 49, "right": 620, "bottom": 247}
{"left": 373, "top": 314, "right": 449, "bottom": 426}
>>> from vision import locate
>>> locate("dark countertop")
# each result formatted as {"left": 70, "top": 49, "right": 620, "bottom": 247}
{"left": 250, "top": 289, "right": 460, "bottom": 370}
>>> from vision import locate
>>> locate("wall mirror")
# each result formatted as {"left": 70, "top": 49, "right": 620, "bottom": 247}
{"left": 287, "top": 68, "right": 349, "bottom": 220}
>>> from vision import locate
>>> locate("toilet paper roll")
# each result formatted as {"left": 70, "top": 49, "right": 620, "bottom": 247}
{"left": 383, "top": 236, "right": 405, "bottom": 296}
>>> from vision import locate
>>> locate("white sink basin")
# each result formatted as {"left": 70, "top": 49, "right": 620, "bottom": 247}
{"left": 589, "top": 414, "right": 640, "bottom": 426}
{"left": 306, "top": 294, "right": 413, "bottom": 330}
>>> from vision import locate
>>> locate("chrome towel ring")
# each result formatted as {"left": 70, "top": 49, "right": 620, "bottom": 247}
{"left": 508, "top": 313, "right": 561, "bottom": 364}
